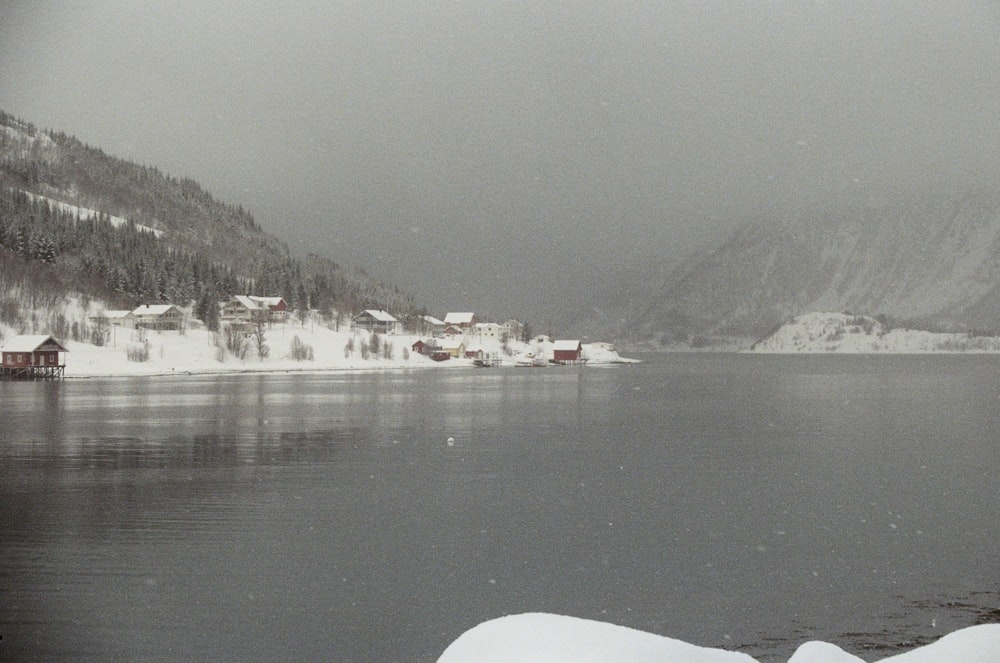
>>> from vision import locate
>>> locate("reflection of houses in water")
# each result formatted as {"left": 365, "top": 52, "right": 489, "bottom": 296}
{"left": 0, "top": 334, "right": 68, "bottom": 380}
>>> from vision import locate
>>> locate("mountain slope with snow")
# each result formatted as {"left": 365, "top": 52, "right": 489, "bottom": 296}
{"left": 749, "top": 312, "right": 1000, "bottom": 353}
{"left": 624, "top": 189, "right": 1000, "bottom": 346}
{"left": 0, "top": 109, "right": 417, "bottom": 333}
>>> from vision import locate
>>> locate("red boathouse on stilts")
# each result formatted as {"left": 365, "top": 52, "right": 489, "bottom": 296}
{"left": 0, "top": 334, "right": 69, "bottom": 380}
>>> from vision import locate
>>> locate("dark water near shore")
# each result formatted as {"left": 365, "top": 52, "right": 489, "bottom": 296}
{"left": 2, "top": 354, "right": 998, "bottom": 661}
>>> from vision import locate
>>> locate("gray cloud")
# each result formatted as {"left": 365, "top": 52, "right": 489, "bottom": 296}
{"left": 3, "top": 1, "right": 999, "bottom": 325}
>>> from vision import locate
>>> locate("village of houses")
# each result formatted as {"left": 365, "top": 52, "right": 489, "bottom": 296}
{"left": 1, "top": 294, "right": 628, "bottom": 379}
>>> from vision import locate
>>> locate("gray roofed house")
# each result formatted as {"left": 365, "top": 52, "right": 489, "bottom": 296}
{"left": 354, "top": 309, "right": 400, "bottom": 335}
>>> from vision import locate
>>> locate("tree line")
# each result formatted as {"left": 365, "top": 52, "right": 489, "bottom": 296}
{"left": 0, "top": 110, "right": 416, "bottom": 336}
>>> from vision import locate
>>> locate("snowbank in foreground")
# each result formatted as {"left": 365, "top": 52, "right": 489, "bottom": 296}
{"left": 438, "top": 613, "right": 1000, "bottom": 663}
{"left": 21, "top": 322, "right": 632, "bottom": 378}
{"left": 749, "top": 312, "right": 1000, "bottom": 353}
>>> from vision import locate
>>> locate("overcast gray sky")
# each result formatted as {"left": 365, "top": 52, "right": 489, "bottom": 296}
{"left": 3, "top": 1, "right": 1000, "bottom": 325}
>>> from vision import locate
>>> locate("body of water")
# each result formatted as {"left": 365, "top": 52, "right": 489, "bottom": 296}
{"left": 2, "top": 354, "right": 998, "bottom": 661}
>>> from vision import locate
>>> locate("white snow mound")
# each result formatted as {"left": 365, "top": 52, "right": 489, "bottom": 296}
{"left": 437, "top": 613, "right": 1000, "bottom": 663}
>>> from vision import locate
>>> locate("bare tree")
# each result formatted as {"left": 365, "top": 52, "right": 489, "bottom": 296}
{"left": 253, "top": 321, "right": 269, "bottom": 361}
{"left": 224, "top": 323, "right": 249, "bottom": 360}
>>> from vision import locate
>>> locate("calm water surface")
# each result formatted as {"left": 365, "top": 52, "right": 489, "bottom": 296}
{"left": 2, "top": 354, "right": 998, "bottom": 661}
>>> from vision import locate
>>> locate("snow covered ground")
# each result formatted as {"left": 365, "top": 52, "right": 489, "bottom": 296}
{"left": 0, "top": 315, "right": 633, "bottom": 378}
{"left": 749, "top": 312, "right": 1000, "bottom": 353}
{"left": 438, "top": 613, "right": 1000, "bottom": 663}
{"left": 23, "top": 190, "right": 163, "bottom": 237}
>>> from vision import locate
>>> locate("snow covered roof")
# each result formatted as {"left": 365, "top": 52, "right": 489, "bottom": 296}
{"left": 444, "top": 312, "right": 475, "bottom": 324}
{"left": 131, "top": 304, "right": 180, "bottom": 316}
{"left": 553, "top": 339, "right": 582, "bottom": 351}
{"left": 421, "top": 315, "right": 445, "bottom": 326}
{"left": 438, "top": 338, "right": 465, "bottom": 350}
{"left": 249, "top": 296, "right": 285, "bottom": 308}
{"left": 1, "top": 334, "right": 68, "bottom": 353}
{"left": 95, "top": 310, "right": 132, "bottom": 319}
{"left": 357, "top": 309, "right": 398, "bottom": 322}
{"left": 231, "top": 295, "right": 264, "bottom": 310}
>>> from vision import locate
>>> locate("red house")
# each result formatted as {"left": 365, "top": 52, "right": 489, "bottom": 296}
{"left": 1, "top": 334, "right": 68, "bottom": 380}
{"left": 411, "top": 339, "right": 440, "bottom": 355}
{"left": 552, "top": 340, "right": 583, "bottom": 364}
{"left": 443, "top": 312, "right": 477, "bottom": 330}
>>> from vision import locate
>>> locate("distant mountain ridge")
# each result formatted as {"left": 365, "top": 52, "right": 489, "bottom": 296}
{"left": 622, "top": 187, "right": 1000, "bottom": 346}
{"left": 8, "top": 108, "right": 999, "bottom": 348}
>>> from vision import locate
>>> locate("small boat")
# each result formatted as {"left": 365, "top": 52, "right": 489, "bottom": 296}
{"left": 515, "top": 351, "right": 546, "bottom": 367}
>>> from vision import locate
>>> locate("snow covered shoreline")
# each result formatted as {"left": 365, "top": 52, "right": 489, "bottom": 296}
{"left": 34, "top": 323, "right": 635, "bottom": 379}
{"left": 749, "top": 312, "right": 1000, "bottom": 354}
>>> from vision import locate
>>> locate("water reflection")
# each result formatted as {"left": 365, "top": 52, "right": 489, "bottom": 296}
{"left": 2, "top": 358, "right": 998, "bottom": 662}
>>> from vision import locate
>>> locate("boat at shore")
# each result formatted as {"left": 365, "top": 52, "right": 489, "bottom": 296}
{"left": 515, "top": 351, "right": 547, "bottom": 367}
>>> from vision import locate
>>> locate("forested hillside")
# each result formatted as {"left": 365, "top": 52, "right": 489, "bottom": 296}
{"left": 0, "top": 110, "right": 415, "bottom": 335}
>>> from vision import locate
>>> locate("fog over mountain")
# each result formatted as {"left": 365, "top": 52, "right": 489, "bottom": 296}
{"left": 3, "top": 2, "right": 1000, "bottom": 330}
{"left": 611, "top": 186, "right": 1000, "bottom": 346}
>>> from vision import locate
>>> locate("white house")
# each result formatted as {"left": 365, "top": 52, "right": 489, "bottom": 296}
{"left": 130, "top": 304, "right": 184, "bottom": 331}
{"left": 354, "top": 309, "right": 400, "bottom": 335}
{"left": 476, "top": 322, "right": 503, "bottom": 339}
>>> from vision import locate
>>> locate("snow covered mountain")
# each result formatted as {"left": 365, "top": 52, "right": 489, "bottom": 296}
{"left": 622, "top": 187, "right": 1000, "bottom": 346}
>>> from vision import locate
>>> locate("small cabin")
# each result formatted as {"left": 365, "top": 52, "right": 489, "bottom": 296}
{"left": 552, "top": 339, "right": 583, "bottom": 364}
{"left": 1, "top": 334, "right": 68, "bottom": 380}
{"left": 438, "top": 338, "right": 466, "bottom": 358}
{"left": 411, "top": 339, "right": 440, "bottom": 356}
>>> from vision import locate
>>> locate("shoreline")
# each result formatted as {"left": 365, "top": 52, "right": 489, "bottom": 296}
{"left": 46, "top": 325, "right": 637, "bottom": 380}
